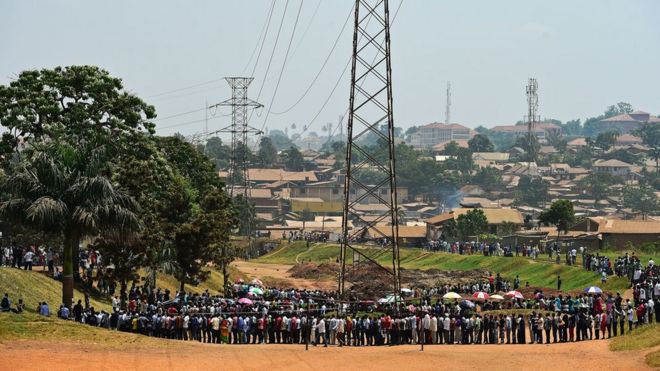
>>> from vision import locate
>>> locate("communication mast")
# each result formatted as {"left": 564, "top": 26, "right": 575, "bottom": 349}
{"left": 338, "top": 0, "right": 401, "bottom": 304}
{"left": 525, "top": 78, "right": 539, "bottom": 174}
{"left": 445, "top": 81, "right": 451, "bottom": 125}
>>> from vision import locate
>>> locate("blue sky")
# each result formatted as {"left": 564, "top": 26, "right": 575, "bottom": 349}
{"left": 1, "top": 0, "right": 659, "bottom": 138}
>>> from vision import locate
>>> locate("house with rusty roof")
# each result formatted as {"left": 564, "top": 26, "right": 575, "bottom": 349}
{"left": 557, "top": 216, "right": 660, "bottom": 249}
{"left": 598, "top": 110, "right": 660, "bottom": 134}
{"left": 425, "top": 207, "right": 524, "bottom": 240}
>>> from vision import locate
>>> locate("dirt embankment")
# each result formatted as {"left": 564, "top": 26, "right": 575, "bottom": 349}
{"left": 0, "top": 339, "right": 653, "bottom": 371}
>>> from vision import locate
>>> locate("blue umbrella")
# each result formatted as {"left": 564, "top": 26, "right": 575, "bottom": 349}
{"left": 585, "top": 286, "right": 602, "bottom": 294}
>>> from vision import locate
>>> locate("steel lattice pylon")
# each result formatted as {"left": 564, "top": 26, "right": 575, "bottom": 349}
{"left": 210, "top": 77, "right": 263, "bottom": 198}
{"left": 338, "top": 0, "right": 401, "bottom": 302}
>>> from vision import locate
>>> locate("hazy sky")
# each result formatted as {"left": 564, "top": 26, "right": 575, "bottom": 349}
{"left": 1, "top": 0, "right": 659, "bottom": 138}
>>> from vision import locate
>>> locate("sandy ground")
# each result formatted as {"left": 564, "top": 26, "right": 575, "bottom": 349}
{"left": 0, "top": 339, "right": 652, "bottom": 371}
{"left": 231, "top": 260, "right": 336, "bottom": 291}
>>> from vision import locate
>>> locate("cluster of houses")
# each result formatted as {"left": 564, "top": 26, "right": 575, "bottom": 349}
{"left": 221, "top": 111, "right": 659, "bottom": 250}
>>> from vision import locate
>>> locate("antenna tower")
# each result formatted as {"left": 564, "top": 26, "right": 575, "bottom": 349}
{"left": 525, "top": 78, "right": 539, "bottom": 173}
{"left": 445, "top": 81, "right": 451, "bottom": 125}
{"left": 338, "top": 0, "right": 401, "bottom": 305}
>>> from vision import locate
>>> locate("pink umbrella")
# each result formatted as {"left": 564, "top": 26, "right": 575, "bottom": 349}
{"left": 472, "top": 291, "right": 490, "bottom": 301}
{"left": 505, "top": 290, "right": 524, "bottom": 299}
{"left": 238, "top": 298, "right": 253, "bottom": 305}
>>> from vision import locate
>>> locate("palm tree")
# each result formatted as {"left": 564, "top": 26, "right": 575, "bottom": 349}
{"left": 145, "top": 244, "right": 178, "bottom": 290}
{"left": 0, "top": 144, "right": 138, "bottom": 308}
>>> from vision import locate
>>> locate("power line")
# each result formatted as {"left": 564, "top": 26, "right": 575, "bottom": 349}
{"left": 242, "top": 0, "right": 277, "bottom": 77}
{"left": 157, "top": 111, "right": 231, "bottom": 131}
{"left": 269, "top": 3, "right": 354, "bottom": 115}
{"left": 144, "top": 79, "right": 224, "bottom": 99}
{"left": 154, "top": 107, "right": 208, "bottom": 121}
{"left": 299, "top": 0, "right": 404, "bottom": 140}
{"left": 288, "top": 0, "right": 322, "bottom": 59}
{"left": 252, "top": 0, "right": 290, "bottom": 110}
{"left": 256, "top": 0, "right": 305, "bottom": 138}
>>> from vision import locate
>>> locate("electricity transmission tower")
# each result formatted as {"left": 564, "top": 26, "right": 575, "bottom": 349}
{"left": 525, "top": 78, "right": 539, "bottom": 174}
{"left": 338, "top": 0, "right": 401, "bottom": 302}
{"left": 210, "top": 77, "right": 263, "bottom": 197}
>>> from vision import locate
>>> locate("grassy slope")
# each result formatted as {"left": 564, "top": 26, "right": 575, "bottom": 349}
{"left": 0, "top": 312, "right": 171, "bottom": 349}
{"left": 257, "top": 242, "right": 630, "bottom": 292}
{"left": 609, "top": 323, "right": 660, "bottom": 368}
{"left": 145, "top": 265, "right": 248, "bottom": 295}
{"left": 0, "top": 268, "right": 111, "bottom": 312}
{"left": 610, "top": 323, "right": 660, "bottom": 352}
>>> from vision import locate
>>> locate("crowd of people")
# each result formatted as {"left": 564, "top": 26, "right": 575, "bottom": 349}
{"left": 2, "top": 255, "right": 657, "bottom": 348}
{"left": 2, "top": 238, "right": 658, "bottom": 348}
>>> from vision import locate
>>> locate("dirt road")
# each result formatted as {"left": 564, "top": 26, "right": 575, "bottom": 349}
{"left": 0, "top": 339, "right": 651, "bottom": 371}
{"left": 231, "top": 260, "right": 336, "bottom": 291}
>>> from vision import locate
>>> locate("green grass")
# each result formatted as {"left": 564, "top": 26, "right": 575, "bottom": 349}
{"left": 0, "top": 268, "right": 111, "bottom": 313}
{"left": 257, "top": 243, "right": 631, "bottom": 292}
{"left": 609, "top": 323, "right": 660, "bottom": 352}
{"left": 609, "top": 323, "right": 660, "bottom": 368}
{"left": 646, "top": 350, "right": 660, "bottom": 368}
{"left": 144, "top": 265, "right": 247, "bottom": 295}
{"left": 0, "top": 312, "right": 172, "bottom": 349}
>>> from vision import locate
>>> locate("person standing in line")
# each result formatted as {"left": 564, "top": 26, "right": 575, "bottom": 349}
{"left": 315, "top": 316, "right": 327, "bottom": 347}
{"left": 23, "top": 249, "right": 34, "bottom": 270}
{"left": 336, "top": 316, "right": 345, "bottom": 347}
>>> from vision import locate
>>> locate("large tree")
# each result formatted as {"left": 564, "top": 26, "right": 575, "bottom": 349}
{"left": 457, "top": 209, "right": 488, "bottom": 240}
{"left": 282, "top": 146, "right": 304, "bottom": 171}
{"left": 0, "top": 144, "right": 139, "bottom": 307}
{"left": 623, "top": 184, "right": 659, "bottom": 220}
{"left": 468, "top": 134, "right": 494, "bottom": 152}
{"left": 539, "top": 199, "right": 575, "bottom": 245}
{"left": 0, "top": 65, "right": 155, "bottom": 164}
{"left": 634, "top": 122, "right": 660, "bottom": 172}
{"left": 257, "top": 136, "right": 278, "bottom": 168}
{"left": 578, "top": 172, "right": 617, "bottom": 205}
{"left": 515, "top": 175, "right": 549, "bottom": 207}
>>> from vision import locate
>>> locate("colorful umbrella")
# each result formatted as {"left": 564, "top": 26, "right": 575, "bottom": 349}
{"left": 472, "top": 291, "right": 490, "bottom": 301}
{"left": 490, "top": 294, "right": 505, "bottom": 302}
{"left": 461, "top": 300, "right": 476, "bottom": 308}
{"left": 584, "top": 286, "right": 602, "bottom": 294}
{"left": 238, "top": 298, "right": 253, "bottom": 305}
{"left": 443, "top": 292, "right": 461, "bottom": 300}
{"left": 249, "top": 287, "right": 264, "bottom": 296}
{"left": 505, "top": 290, "right": 524, "bottom": 299}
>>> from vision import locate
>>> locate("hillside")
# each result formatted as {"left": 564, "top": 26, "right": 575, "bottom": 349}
{"left": 0, "top": 268, "right": 111, "bottom": 312}
{"left": 257, "top": 242, "right": 630, "bottom": 292}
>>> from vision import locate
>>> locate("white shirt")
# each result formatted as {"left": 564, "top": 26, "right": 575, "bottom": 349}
{"left": 317, "top": 319, "right": 326, "bottom": 333}
{"left": 24, "top": 251, "right": 34, "bottom": 262}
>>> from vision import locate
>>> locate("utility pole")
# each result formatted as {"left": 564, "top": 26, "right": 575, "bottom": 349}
{"left": 525, "top": 78, "right": 539, "bottom": 175}
{"left": 339, "top": 0, "right": 401, "bottom": 311}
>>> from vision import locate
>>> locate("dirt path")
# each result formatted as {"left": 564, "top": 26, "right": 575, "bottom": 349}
{"left": 0, "top": 339, "right": 651, "bottom": 371}
{"left": 231, "top": 260, "right": 336, "bottom": 291}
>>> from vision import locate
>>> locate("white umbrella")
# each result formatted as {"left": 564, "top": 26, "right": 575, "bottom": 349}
{"left": 443, "top": 292, "right": 461, "bottom": 300}
{"left": 490, "top": 294, "right": 505, "bottom": 302}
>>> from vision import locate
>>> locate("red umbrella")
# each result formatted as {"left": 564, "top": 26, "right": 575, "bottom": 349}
{"left": 472, "top": 292, "right": 490, "bottom": 301}
{"left": 505, "top": 290, "right": 524, "bottom": 299}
